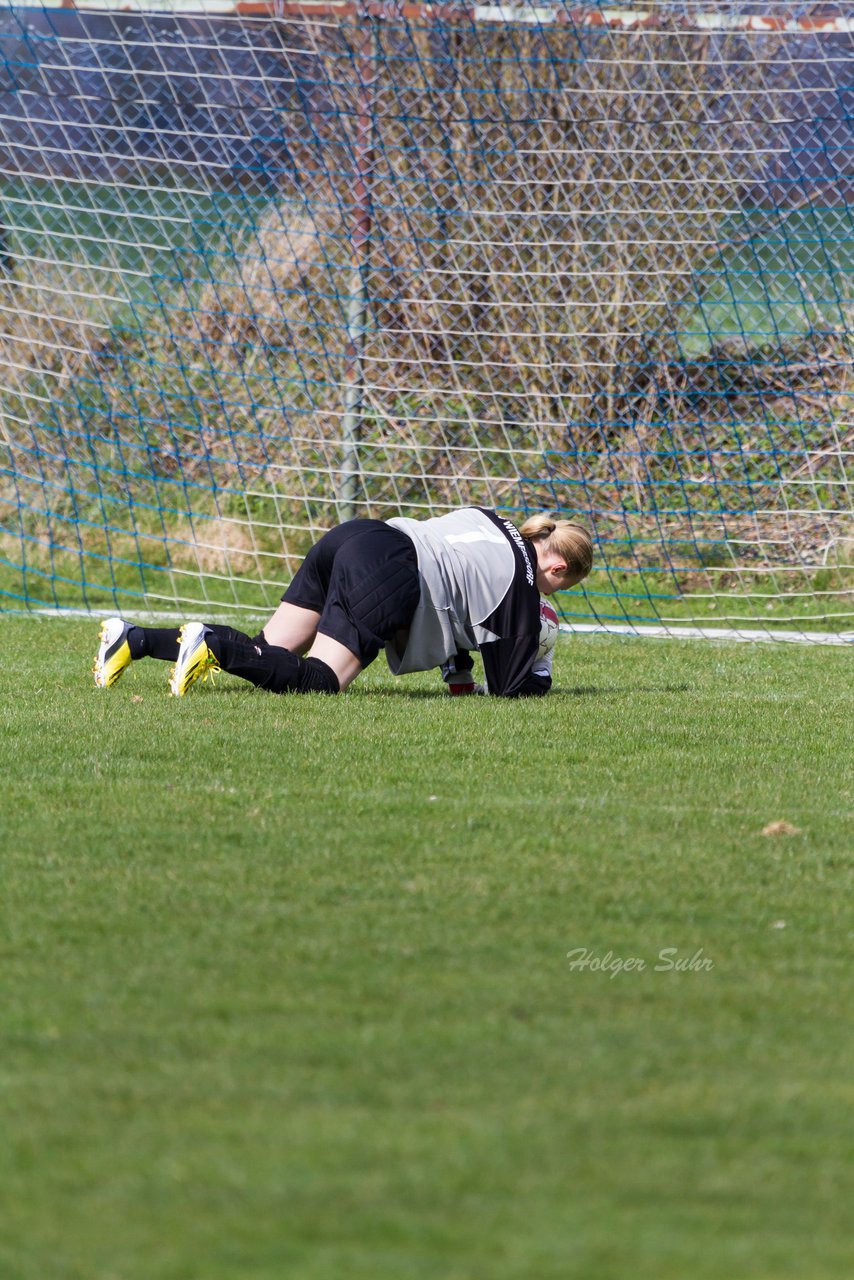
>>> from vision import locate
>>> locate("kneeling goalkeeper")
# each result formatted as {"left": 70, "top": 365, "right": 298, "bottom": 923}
{"left": 93, "top": 508, "right": 592, "bottom": 699}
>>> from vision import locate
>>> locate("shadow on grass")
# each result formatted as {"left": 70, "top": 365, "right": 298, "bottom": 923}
{"left": 347, "top": 683, "right": 693, "bottom": 700}
{"left": 558, "top": 683, "right": 692, "bottom": 698}
{"left": 160, "top": 681, "right": 693, "bottom": 701}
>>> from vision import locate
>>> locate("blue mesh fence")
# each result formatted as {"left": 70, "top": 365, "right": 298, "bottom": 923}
{"left": 0, "top": 1, "right": 851, "bottom": 636}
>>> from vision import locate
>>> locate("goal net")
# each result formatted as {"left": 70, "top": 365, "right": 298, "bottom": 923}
{"left": 0, "top": 0, "right": 852, "bottom": 640}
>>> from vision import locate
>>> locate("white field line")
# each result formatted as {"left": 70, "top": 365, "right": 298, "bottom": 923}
{"left": 22, "top": 606, "right": 271, "bottom": 623}
{"left": 562, "top": 623, "right": 854, "bottom": 646}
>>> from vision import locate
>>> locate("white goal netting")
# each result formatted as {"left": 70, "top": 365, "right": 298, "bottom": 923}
{"left": 0, "top": 1, "right": 852, "bottom": 639}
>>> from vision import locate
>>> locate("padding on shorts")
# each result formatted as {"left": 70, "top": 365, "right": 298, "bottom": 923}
{"left": 282, "top": 519, "right": 420, "bottom": 666}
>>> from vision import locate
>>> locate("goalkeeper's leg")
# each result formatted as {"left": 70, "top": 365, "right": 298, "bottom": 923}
{"left": 171, "top": 623, "right": 346, "bottom": 697}
{"left": 261, "top": 601, "right": 321, "bottom": 654}
{"left": 94, "top": 618, "right": 350, "bottom": 695}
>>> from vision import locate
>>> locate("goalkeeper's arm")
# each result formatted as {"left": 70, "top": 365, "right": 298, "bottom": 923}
{"left": 440, "top": 643, "right": 553, "bottom": 698}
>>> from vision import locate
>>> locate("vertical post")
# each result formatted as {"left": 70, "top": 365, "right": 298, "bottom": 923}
{"left": 339, "top": 11, "right": 376, "bottom": 521}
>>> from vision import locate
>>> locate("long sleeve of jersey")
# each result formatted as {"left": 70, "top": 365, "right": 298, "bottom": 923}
{"left": 477, "top": 552, "right": 552, "bottom": 697}
{"left": 481, "top": 638, "right": 551, "bottom": 697}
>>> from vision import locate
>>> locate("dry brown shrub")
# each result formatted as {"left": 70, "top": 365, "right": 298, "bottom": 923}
{"left": 167, "top": 514, "right": 262, "bottom": 577}
{"left": 185, "top": 18, "right": 799, "bottom": 531}
{"left": 195, "top": 210, "right": 346, "bottom": 354}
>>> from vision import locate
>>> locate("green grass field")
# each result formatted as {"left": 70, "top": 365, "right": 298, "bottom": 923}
{"left": 1, "top": 619, "right": 852, "bottom": 1280}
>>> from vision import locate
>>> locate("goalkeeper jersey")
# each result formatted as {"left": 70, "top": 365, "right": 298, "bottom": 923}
{"left": 385, "top": 507, "right": 552, "bottom": 697}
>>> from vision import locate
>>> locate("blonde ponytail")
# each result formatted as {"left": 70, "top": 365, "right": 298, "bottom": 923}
{"left": 518, "top": 513, "right": 594, "bottom": 580}
{"left": 518, "top": 513, "right": 557, "bottom": 541}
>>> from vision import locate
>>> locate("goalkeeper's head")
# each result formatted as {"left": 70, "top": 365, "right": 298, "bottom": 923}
{"left": 519, "top": 514, "right": 594, "bottom": 595}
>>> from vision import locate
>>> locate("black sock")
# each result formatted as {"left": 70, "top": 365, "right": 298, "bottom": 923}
{"left": 209, "top": 627, "right": 339, "bottom": 694}
{"left": 127, "top": 626, "right": 181, "bottom": 662}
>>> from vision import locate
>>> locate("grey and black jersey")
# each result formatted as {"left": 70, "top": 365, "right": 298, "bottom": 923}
{"left": 385, "top": 507, "right": 552, "bottom": 697}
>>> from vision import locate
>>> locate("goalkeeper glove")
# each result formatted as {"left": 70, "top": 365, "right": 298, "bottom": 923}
{"left": 441, "top": 656, "right": 484, "bottom": 696}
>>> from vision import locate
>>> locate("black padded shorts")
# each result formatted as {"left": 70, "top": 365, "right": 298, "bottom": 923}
{"left": 281, "top": 519, "right": 420, "bottom": 667}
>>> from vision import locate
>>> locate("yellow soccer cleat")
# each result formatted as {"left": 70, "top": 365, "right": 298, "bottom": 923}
{"left": 93, "top": 617, "right": 133, "bottom": 689}
{"left": 169, "top": 622, "right": 220, "bottom": 697}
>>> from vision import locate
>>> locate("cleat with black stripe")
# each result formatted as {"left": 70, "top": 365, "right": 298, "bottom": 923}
{"left": 169, "top": 622, "right": 220, "bottom": 697}
{"left": 93, "top": 617, "right": 133, "bottom": 689}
